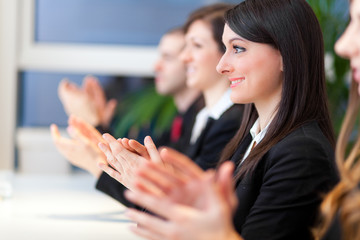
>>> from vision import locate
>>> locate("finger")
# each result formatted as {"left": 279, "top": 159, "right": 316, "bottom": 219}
{"left": 66, "top": 124, "right": 100, "bottom": 153}
{"left": 83, "top": 75, "right": 105, "bottom": 102}
{"left": 122, "top": 138, "right": 144, "bottom": 155}
{"left": 132, "top": 176, "right": 165, "bottom": 197}
{"left": 85, "top": 76, "right": 107, "bottom": 111}
{"left": 124, "top": 190, "right": 179, "bottom": 220}
{"left": 136, "top": 161, "right": 187, "bottom": 195}
{"left": 58, "top": 78, "right": 78, "bottom": 95}
{"left": 50, "top": 126, "right": 79, "bottom": 160}
{"left": 92, "top": 79, "right": 107, "bottom": 106}
{"left": 160, "top": 148, "right": 204, "bottom": 178}
{"left": 129, "top": 224, "right": 164, "bottom": 240}
{"left": 103, "top": 134, "right": 137, "bottom": 172}
{"left": 98, "top": 161, "right": 123, "bottom": 184}
{"left": 68, "top": 115, "right": 92, "bottom": 139}
{"left": 103, "top": 133, "right": 143, "bottom": 169}
{"left": 64, "top": 79, "right": 81, "bottom": 92}
{"left": 69, "top": 125, "right": 89, "bottom": 144}
{"left": 216, "top": 161, "right": 235, "bottom": 188}
{"left": 98, "top": 142, "right": 124, "bottom": 174}
{"left": 83, "top": 75, "right": 99, "bottom": 98}
{"left": 52, "top": 130, "right": 73, "bottom": 149}
{"left": 216, "top": 161, "right": 237, "bottom": 210}
{"left": 144, "top": 136, "right": 162, "bottom": 163}
{"left": 103, "top": 99, "right": 118, "bottom": 126}
{"left": 128, "top": 139, "right": 150, "bottom": 159}
{"left": 121, "top": 138, "right": 145, "bottom": 156}
{"left": 58, "top": 78, "right": 68, "bottom": 96}
{"left": 50, "top": 124, "right": 61, "bottom": 141}
{"left": 69, "top": 115, "right": 105, "bottom": 144}
{"left": 126, "top": 209, "right": 170, "bottom": 240}
{"left": 66, "top": 125, "right": 76, "bottom": 138}
{"left": 121, "top": 138, "right": 132, "bottom": 151}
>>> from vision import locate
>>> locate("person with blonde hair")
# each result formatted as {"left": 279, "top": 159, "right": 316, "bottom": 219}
{"left": 314, "top": 0, "right": 360, "bottom": 239}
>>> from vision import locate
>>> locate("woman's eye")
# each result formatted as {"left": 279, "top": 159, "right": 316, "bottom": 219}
{"left": 194, "top": 42, "right": 202, "bottom": 48}
{"left": 234, "top": 45, "right": 246, "bottom": 53}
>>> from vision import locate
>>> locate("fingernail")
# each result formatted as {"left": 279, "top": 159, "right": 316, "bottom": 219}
{"left": 124, "top": 190, "right": 134, "bottom": 201}
{"left": 98, "top": 143, "right": 105, "bottom": 151}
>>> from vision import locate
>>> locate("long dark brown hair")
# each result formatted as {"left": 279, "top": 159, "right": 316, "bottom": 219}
{"left": 219, "top": 0, "right": 335, "bottom": 180}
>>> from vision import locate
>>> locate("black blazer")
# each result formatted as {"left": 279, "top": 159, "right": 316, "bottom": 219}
{"left": 321, "top": 213, "right": 342, "bottom": 240}
{"left": 231, "top": 121, "right": 339, "bottom": 240}
{"left": 186, "top": 104, "right": 244, "bottom": 170}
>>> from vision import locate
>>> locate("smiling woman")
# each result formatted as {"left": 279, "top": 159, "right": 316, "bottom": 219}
{"left": 314, "top": 1, "right": 360, "bottom": 239}
{"left": 117, "top": 1, "right": 339, "bottom": 240}
{"left": 217, "top": 26, "right": 283, "bottom": 115}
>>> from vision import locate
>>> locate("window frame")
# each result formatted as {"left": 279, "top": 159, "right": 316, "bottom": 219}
{"left": 18, "top": 0, "right": 158, "bottom": 77}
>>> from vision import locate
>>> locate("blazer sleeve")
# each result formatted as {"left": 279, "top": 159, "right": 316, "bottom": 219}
{"left": 239, "top": 135, "right": 338, "bottom": 240}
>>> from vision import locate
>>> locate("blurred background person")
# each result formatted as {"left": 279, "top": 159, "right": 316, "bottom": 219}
{"left": 315, "top": 0, "right": 360, "bottom": 239}
{"left": 180, "top": 3, "right": 244, "bottom": 170}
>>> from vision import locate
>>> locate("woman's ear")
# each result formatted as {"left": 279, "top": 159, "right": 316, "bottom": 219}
{"left": 280, "top": 56, "right": 283, "bottom": 72}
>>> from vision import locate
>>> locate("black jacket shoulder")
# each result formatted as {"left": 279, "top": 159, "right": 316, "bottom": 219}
{"left": 233, "top": 121, "right": 339, "bottom": 240}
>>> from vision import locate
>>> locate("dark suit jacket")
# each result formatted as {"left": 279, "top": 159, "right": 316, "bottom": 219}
{"left": 186, "top": 104, "right": 244, "bottom": 170}
{"left": 155, "top": 95, "right": 204, "bottom": 153}
{"left": 231, "top": 121, "right": 339, "bottom": 240}
{"left": 321, "top": 213, "right": 342, "bottom": 240}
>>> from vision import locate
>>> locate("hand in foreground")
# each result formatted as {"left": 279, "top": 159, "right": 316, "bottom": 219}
{"left": 98, "top": 135, "right": 162, "bottom": 191}
{"left": 124, "top": 148, "right": 242, "bottom": 240}
{"left": 68, "top": 115, "right": 106, "bottom": 148}
{"left": 58, "top": 75, "right": 117, "bottom": 127}
{"left": 50, "top": 123, "right": 107, "bottom": 178}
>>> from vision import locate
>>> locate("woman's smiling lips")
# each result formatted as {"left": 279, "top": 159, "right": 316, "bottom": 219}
{"left": 229, "top": 77, "right": 245, "bottom": 88}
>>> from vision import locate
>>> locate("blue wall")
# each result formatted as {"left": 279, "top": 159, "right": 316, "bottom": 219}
{"left": 35, "top": 0, "right": 238, "bottom": 45}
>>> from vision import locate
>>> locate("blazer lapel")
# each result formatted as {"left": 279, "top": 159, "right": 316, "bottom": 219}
{"left": 231, "top": 133, "right": 252, "bottom": 166}
{"left": 186, "top": 117, "right": 215, "bottom": 159}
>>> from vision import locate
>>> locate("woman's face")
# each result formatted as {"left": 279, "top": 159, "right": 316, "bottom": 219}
{"left": 216, "top": 24, "right": 283, "bottom": 106}
{"left": 335, "top": 0, "right": 360, "bottom": 94}
{"left": 181, "top": 20, "right": 225, "bottom": 91}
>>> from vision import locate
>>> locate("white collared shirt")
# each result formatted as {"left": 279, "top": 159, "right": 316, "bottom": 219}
{"left": 190, "top": 89, "right": 233, "bottom": 144}
{"left": 240, "top": 118, "right": 271, "bottom": 164}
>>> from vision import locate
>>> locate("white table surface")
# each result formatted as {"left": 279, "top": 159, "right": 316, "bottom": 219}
{"left": 0, "top": 172, "right": 143, "bottom": 240}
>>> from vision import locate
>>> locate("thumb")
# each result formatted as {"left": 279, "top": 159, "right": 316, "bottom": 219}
{"left": 50, "top": 124, "right": 61, "bottom": 141}
{"left": 216, "top": 161, "right": 237, "bottom": 210}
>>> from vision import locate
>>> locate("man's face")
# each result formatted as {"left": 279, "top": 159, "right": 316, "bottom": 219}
{"left": 154, "top": 33, "right": 187, "bottom": 96}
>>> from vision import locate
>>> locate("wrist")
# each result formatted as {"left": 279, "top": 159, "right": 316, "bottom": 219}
{"left": 89, "top": 165, "right": 102, "bottom": 179}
